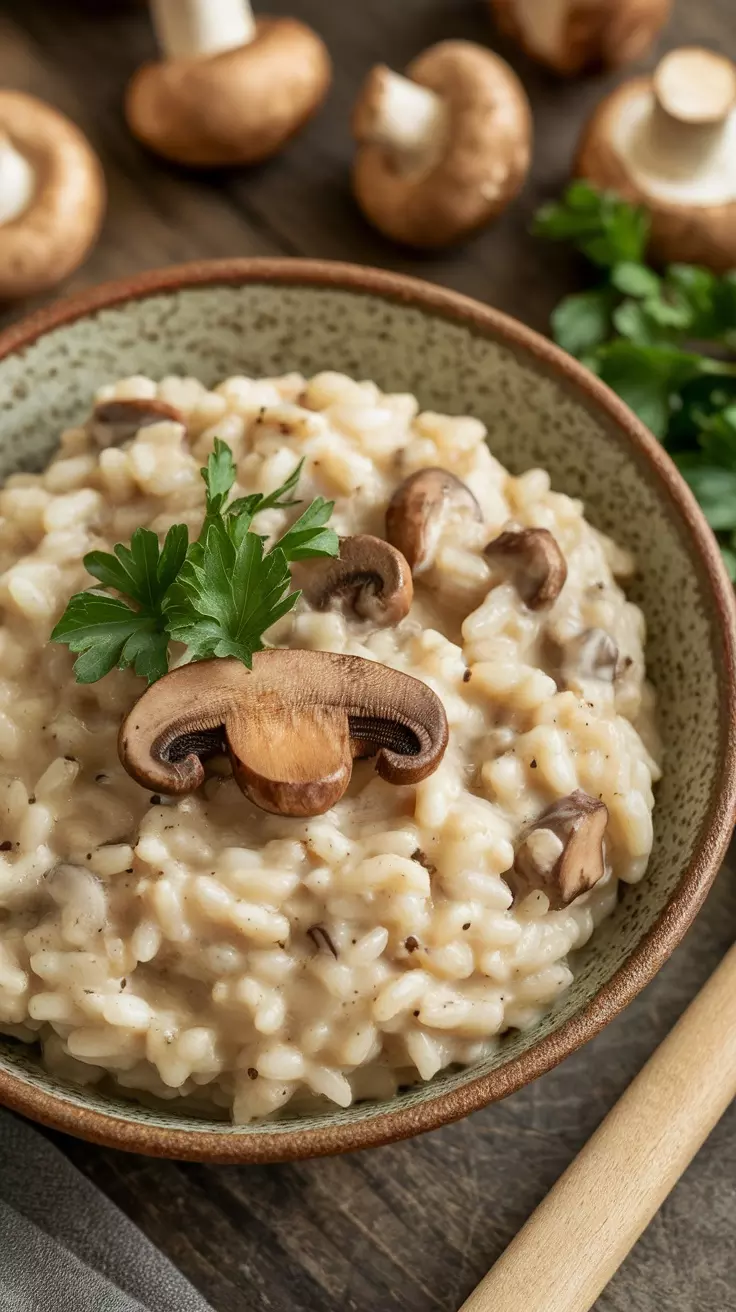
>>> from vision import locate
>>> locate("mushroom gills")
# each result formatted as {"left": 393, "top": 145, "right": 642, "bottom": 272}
{"left": 294, "top": 535, "right": 413, "bottom": 625}
{"left": 118, "top": 651, "right": 448, "bottom": 819}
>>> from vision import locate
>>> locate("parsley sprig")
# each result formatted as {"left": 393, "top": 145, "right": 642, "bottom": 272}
{"left": 534, "top": 182, "right": 736, "bottom": 576}
{"left": 51, "top": 440, "right": 339, "bottom": 683}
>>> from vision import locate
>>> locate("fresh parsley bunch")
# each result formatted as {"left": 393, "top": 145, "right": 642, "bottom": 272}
{"left": 534, "top": 182, "right": 736, "bottom": 577}
{"left": 51, "top": 440, "right": 339, "bottom": 683}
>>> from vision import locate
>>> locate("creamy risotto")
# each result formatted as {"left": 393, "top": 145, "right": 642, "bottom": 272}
{"left": 0, "top": 369, "right": 660, "bottom": 1122}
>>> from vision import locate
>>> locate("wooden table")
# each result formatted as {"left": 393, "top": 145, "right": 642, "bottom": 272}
{"left": 1, "top": 2, "right": 735, "bottom": 1309}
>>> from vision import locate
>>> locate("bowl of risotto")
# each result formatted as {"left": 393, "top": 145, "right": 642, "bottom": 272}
{"left": 0, "top": 260, "right": 733, "bottom": 1162}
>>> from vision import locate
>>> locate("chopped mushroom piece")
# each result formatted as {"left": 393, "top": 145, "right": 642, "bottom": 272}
{"left": 89, "top": 397, "right": 185, "bottom": 448}
{"left": 118, "top": 651, "right": 448, "bottom": 819}
{"left": 126, "top": 0, "right": 332, "bottom": 167}
{"left": 488, "top": 0, "right": 671, "bottom": 76}
{"left": 484, "top": 528, "right": 568, "bottom": 609}
{"left": 351, "top": 41, "right": 531, "bottom": 248}
{"left": 386, "top": 468, "right": 483, "bottom": 575}
{"left": 0, "top": 92, "right": 105, "bottom": 299}
{"left": 576, "top": 47, "right": 736, "bottom": 270}
{"left": 292, "top": 535, "right": 413, "bottom": 626}
{"left": 561, "top": 628, "right": 619, "bottom": 686}
{"left": 512, "top": 790, "right": 609, "bottom": 909}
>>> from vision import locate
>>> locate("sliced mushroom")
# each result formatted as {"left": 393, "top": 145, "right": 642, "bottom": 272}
{"left": 386, "top": 468, "right": 483, "bottom": 575}
{"left": 292, "top": 535, "right": 413, "bottom": 626}
{"left": 118, "top": 650, "right": 448, "bottom": 818}
{"left": 576, "top": 47, "right": 736, "bottom": 270}
{"left": 0, "top": 92, "right": 105, "bottom": 300}
{"left": 126, "top": 0, "right": 331, "bottom": 167}
{"left": 488, "top": 0, "right": 671, "bottom": 77}
{"left": 88, "top": 397, "right": 185, "bottom": 448}
{"left": 512, "top": 790, "right": 609, "bottom": 909}
{"left": 484, "top": 528, "right": 568, "bottom": 609}
{"left": 560, "top": 628, "right": 619, "bottom": 686}
{"left": 351, "top": 41, "right": 531, "bottom": 248}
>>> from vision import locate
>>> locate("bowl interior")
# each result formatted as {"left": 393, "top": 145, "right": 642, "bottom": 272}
{"left": 0, "top": 271, "right": 730, "bottom": 1149}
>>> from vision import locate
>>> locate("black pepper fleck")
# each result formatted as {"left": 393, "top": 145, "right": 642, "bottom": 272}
{"left": 150, "top": 795, "right": 162, "bottom": 806}
{"left": 462, "top": 922, "right": 471, "bottom": 931}
{"left": 0, "top": 841, "right": 11, "bottom": 852}
{"left": 28, "top": 795, "right": 35, "bottom": 804}
{"left": 247, "top": 1067, "right": 259, "bottom": 1080}
{"left": 530, "top": 759, "right": 537, "bottom": 768}
{"left": 463, "top": 669, "right": 472, "bottom": 683}
{"left": 405, "top": 936, "right": 419, "bottom": 953}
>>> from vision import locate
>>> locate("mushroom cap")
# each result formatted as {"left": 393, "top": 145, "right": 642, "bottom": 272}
{"left": 575, "top": 63, "right": 736, "bottom": 271}
{"left": 293, "top": 535, "right": 414, "bottom": 626}
{"left": 118, "top": 651, "right": 448, "bottom": 818}
{"left": 352, "top": 40, "right": 532, "bottom": 248}
{"left": 484, "top": 527, "right": 568, "bottom": 610}
{"left": 0, "top": 91, "right": 105, "bottom": 300}
{"left": 512, "top": 789, "right": 609, "bottom": 909}
{"left": 386, "top": 467, "right": 483, "bottom": 575}
{"left": 125, "top": 18, "right": 332, "bottom": 167}
{"left": 488, "top": 0, "right": 671, "bottom": 76}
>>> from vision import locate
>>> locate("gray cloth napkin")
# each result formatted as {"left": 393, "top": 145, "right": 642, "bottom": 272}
{"left": 0, "top": 1110, "right": 213, "bottom": 1312}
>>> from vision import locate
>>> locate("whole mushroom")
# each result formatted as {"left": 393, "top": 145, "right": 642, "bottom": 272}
{"left": 488, "top": 0, "right": 671, "bottom": 76}
{"left": 126, "top": 0, "right": 332, "bottom": 166}
{"left": 351, "top": 41, "right": 532, "bottom": 248}
{"left": 0, "top": 92, "right": 105, "bottom": 300}
{"left": 118, "top": 650, "right": 448, "bottom": 818}
{"left": 576, "top": 47, "right": 736, "bottom": 270}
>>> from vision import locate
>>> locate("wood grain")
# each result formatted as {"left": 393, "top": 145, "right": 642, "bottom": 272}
{"left": 461, "top": 940, "right": 736, "bottom": 1312}
{"left": 1, "top": 2, "right": 735, "bottom": 1310}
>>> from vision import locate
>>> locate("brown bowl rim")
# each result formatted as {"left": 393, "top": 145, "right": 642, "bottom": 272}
{"left": 0, "top": 257, "right": 734, "bottom": 1163}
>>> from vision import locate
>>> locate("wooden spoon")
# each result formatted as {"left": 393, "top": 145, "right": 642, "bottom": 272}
{"left": 460, "top": 940, "right": 736, "bottom": 1312}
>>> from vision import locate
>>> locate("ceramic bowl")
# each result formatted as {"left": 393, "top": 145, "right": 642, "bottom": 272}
{"left": 0, "top": 260, "right": 734, "bottom": 1162}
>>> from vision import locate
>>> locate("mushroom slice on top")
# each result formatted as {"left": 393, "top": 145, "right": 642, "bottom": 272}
{"left": 560, "top": 628, "right": 619, "bottom": 686}
{"left": 292, "top": 535, "right": 413, "bottom": 626}
{"left": 89, "top": 397, "right": 185, "bottom": 448}
{"left": 512, "top": 790, "right": 609, "bottom": 909}
{"left": 118, "top": 651, "right": 448, "bottom": 819}
{"left": 386, "top": 468, "right": 483, "bottom": 576}
{"left": 126, "top": 0, "right": 332, "bottom": 167}
{"left": 352, "top": 40, "right": 531, "bottom": 248}
{"left": 0, "top": 91, "right": 105, "bottom": 300}
{"left": 484, "top": 527, "right": 568, "bottom": 610}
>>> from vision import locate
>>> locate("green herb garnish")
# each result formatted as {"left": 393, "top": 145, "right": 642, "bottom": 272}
{"left": 534, "top": 181, "right": 736, "bottom": 576}
{"left": 51, "top": 439, "right": 339, "bottom": 683}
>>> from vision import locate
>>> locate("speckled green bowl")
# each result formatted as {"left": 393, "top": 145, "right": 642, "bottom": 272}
{"left": 0, "top": 260, "right": 734, "bottom": 1162}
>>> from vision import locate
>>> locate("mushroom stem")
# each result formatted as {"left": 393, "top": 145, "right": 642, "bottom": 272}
{"left": 0, "top": 133, "right": 35, "bottom": 227}
{"left": 352, "top": 66, "right": 448, "bottom": 173}
{"left": 647, "top": 48, "right": 736, "bottom": 180}
{"left": 150, "top": 0, "right": 256, "bottom": 60}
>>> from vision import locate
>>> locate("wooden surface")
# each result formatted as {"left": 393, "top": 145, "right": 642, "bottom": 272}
{"left": 1, "top": 2, "right": 735, "bottom": 1310}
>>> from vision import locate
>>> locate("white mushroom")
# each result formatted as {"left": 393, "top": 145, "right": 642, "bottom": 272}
{"left": 0, "top": 93, "right": 105, "bottom": 300}
{"left": 126, "top": 0, "right": 332, "bottom": 167}
{"left": 488, "top": 0, "right": 671, "bottom": 76}
{"left": 351, "top": 41, "right": 532, "bottom": 248}
{"left": 576, "top": 47, "right": 736, "bottom": 270}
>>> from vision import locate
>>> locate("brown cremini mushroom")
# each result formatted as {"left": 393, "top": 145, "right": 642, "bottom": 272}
{"left": 485, "top": 528, "right": 568, "bottom": 609}
{"left": 576, "top": 47, "right": 736, "bottom": 270}
{"left": 386, "top": 468, "right": 483, "bottom": 575}
{"left": 351, "top": 41, "right": 532, "bottom": 248}
{"left": 292, "top": 535, "right": 413, "bottom": 626}
{"left": 0, "top": 92, "right": 105, "bottom": 300}
{"left": 512, "top": 790, "right": 609, "bottom": 908}
{"left": 488, "top": 0, "right": 671, "bottom": 76}
{"left": 118, "top": 650, "right": 448, "bottom": 818}
{"left": 125, "top": 0, "right": 332, "bottom": 167}
{"left": 560, "top": 628, "right": 619, "bottom": 686}
{"left": 89, "top": 397, "right": 185, "bottom": 448}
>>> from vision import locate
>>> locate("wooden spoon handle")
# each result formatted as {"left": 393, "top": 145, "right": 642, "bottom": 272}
{"left": 460, "top": 940, "right": 736, "bottom": 1312}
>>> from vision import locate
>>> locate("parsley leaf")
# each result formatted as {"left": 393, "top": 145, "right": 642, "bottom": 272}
{"left": 165, "top": 518, "right": 300, "bottom": 667}
{"left": 534, "top": 182, "right": 736, "bottom": 573}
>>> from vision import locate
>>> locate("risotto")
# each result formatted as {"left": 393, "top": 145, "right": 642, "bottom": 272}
{"left": 0, "top": 369, "right": 660, "bottom": 1122}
